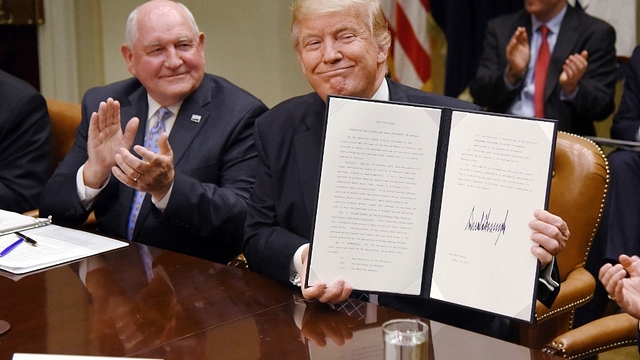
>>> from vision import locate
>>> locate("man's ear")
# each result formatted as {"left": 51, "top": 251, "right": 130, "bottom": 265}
{"left": 197, "top": 32, "right": 205, "bottom": 50}
{"left": 121, "top": 44, "right": 136, "bottom": 77}
{"left": 377, "top": 44, "right": 389, "bottom": 65}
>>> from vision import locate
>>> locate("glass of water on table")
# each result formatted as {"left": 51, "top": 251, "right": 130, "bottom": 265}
{"left": 383, "top": 318, "right": 429, "bottom": 360}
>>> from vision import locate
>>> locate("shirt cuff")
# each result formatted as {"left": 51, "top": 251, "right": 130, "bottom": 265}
{"left": 503, "top": 66, "right": 523, "bottom": 89}
{"left": 289, "top": 244, "right": 309, "bottom": 286}
{"left": 77, "top": 164, "right": 109, "bottom": 209}
{"left": 539, "top": 257, "right": 559, "bottom": 291}
{"left": 560, "top": 87, "right": 579, "bottom": 101}
{"left": 151, "top": 182, "right": 173, "bottom": 211}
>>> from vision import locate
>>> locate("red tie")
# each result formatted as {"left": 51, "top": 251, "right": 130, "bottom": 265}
{"left": 534, "top": 25, "right": 550, "bottom": 118}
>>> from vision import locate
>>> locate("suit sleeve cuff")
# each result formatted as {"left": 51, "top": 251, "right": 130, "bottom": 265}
{"left": 539, "top": 257, "right": 560, "bottom": 291}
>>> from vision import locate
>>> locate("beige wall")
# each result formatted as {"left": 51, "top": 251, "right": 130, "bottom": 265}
{"left": 99, "top": 0, "right": 311, "bottom": 108}
{"left": 38, "top": 0, "right": 640, "bottom": 107}
{"left": 40, "top": 0, "right": 311, "bottom": 108}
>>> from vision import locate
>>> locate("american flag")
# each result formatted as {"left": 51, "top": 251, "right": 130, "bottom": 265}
{"left": 382, "top": 0, "right": 432, "bottom": 91}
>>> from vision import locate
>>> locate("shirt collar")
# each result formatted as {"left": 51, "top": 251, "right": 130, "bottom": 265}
{"left": 371, "top": 77, "right": 390, "bottom": 101}
{"left": 146, "top": 95, "right": 183, "bottom": 121}
{"left": 532, "top": 4, "right": 566, "bottom": 35}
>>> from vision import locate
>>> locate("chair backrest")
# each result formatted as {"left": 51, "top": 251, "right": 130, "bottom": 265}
{"left": 518, "top": 132, "right": 608, "bottom": 349}
{"left": 548, "top": 132, "right": 608, "bottom": 281}
{"left": 45, "top": 98, "right": 81, "bottom": 174}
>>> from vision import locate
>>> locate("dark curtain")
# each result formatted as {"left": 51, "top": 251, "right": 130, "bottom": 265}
{"left": 431, "top": 0, "right": 523, "bottom": 97}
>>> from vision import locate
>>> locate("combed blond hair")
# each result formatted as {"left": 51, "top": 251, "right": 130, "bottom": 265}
{"left": 291, "top": 0, "right": 391, "bottom": 51}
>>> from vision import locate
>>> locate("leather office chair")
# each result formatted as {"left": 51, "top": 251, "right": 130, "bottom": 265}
{"left": 543, "top": 312, "right": 637, "bottom": 359}
{"left": 541, "top": 137, "right": 638, "bottom": 360}
{"left": 228, "top": 253, "right": 249, "bottom": 268}
{"left": 517, "top": 132, "right": 609, "bottom": 350}
{"left": 45, "top": 98, "right": 82, "bottom": 174}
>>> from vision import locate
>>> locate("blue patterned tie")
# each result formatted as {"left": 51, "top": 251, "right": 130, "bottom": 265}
{"left": 126, "top": 107, "right": 171, "bottom": 240}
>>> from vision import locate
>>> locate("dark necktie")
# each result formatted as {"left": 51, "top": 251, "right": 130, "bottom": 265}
{"left": 534, "top": 25, "right": 550, "bottom": 118}
{"left": 126, "top": 107, "right": 171, "bottom": 240}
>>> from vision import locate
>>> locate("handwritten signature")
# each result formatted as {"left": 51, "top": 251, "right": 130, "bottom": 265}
{"left": 464, "top": 206, "right": 509, "bottom": 245}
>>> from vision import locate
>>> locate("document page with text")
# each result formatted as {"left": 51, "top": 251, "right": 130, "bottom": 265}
{"left": 307, "top": 97, "right": 441, "bottom": 294}
{"left": 306, "top": 97, "right": 556, "bottom": 322}
{"left": 430, "top": 111, "right": 555, "bottom": 321}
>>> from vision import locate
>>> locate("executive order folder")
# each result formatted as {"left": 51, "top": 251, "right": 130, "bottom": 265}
{"left": 0, "top": 209, "right": 128, "bottom": 275}
{"left": 306, "top": 96, "right": 557, "bottom": 323}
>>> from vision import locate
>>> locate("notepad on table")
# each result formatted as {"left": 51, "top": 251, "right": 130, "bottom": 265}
{"left": 0, "top": 210, "right": 127, "bottom": 275}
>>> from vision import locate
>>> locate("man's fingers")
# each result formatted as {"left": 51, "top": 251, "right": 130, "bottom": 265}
{"left": 599, "top": 263, "right": 614, "bottom": 282}
{"left": 114, "top": 152, "right": 136, "bottom": 177}
{"left": 580, "top": 50, "right": 588, "bottom": 60}
{"left": 157, "top": 132, "right": 173, "bottom": 156}
{"left": 530, "top": 245, "right": 552, "bottom": 266}
{"left": 302, "top": 282, "right": 328, "bottom": 300}
{"left": 123, "top": 117, "right": 140, "bottom": 148}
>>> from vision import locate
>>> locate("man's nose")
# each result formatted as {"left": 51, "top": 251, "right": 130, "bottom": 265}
{"left": 165, "top": 47, "right": 183, "bottom": 68}
{"left": 322, "top": 40, "right": 343, "bottom": 63}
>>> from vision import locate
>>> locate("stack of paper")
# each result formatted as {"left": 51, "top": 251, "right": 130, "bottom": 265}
{"left": 0, "top": 210, "right": 127, "bottom": 275}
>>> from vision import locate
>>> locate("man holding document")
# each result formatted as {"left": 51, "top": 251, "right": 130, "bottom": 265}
{"left": 243, "top": 0, "right": 569, "bottom": 340}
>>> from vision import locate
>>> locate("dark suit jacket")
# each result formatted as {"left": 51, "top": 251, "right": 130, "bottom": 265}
{"left": 611, "top": 46, "right": 640, "bottom": 140}
{"left": 40, "top": 74, "right": 267, "bottom": 264}
{"left": 0, "top": 69, "right": 51, "bottom": 213}
{"left": 469, "top": 5, "right": 617, "bottom": 136}
{"left": 244, "top": 79, "right": 558, "bottom": 338}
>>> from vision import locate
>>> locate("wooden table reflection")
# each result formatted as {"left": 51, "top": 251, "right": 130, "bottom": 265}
{"left": 0, "top": 243, "right": 563, "bottom": 359}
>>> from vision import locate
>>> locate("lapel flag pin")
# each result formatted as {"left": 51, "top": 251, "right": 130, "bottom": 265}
{"left": 190, "top": 114, "right": 202, "bottom": 123}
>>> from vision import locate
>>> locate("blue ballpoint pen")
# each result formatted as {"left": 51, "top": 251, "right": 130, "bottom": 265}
{"left": 0, "top": 238, "right": 23, "bottom": 258}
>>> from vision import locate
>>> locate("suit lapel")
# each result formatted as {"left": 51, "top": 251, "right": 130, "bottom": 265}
{"left": 168, "top": 85, "right": 211, "bottom": 167}
{"left": 388, "top": 79, "right": 409, "bottom": 103}
{"left": 547, "top": 6, "right": 579, "bottom": 101}
{"left": 294, "top": 94, "right": 327, "bottom": 219}
{"left": 125, "top": 87, "right": 151, "bottom": 149}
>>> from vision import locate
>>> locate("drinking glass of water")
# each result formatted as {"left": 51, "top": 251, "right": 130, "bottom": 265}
{"left": 382, "top": 318, "right": 428, "bottom": 360}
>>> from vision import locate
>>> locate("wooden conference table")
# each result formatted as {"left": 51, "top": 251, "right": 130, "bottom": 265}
{"left": 0, "top": 243, "right": 563, "bottom": 359}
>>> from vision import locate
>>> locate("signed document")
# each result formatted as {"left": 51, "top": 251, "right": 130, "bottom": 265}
{"left": 306, "top": 96, "right": 556, "bottom": 323}
{"left": 429, "top": 111, "right": 555, "bottom": 321}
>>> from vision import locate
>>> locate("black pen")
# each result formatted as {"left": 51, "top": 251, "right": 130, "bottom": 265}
{"left": 14, "top": 231, "right": 38, "bottom": 247}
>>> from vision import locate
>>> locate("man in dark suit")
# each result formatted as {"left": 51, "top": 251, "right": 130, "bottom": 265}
{"left": 577, "top": 45, "right": 640, "bottom": 326}
{"left": 598, "top": 46, "right": 640, "bottom": 262}
{"left": 469, "top": 0, "right": 617, "bottom": 136}
{"left": 243, "top": 0, "right": 569, "bottom": 340}
{"left": 0, "top": 69, "right": 51, "bottom": 213}
{"left": 39, "top": 0, "right": 267, "bottom": 264}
